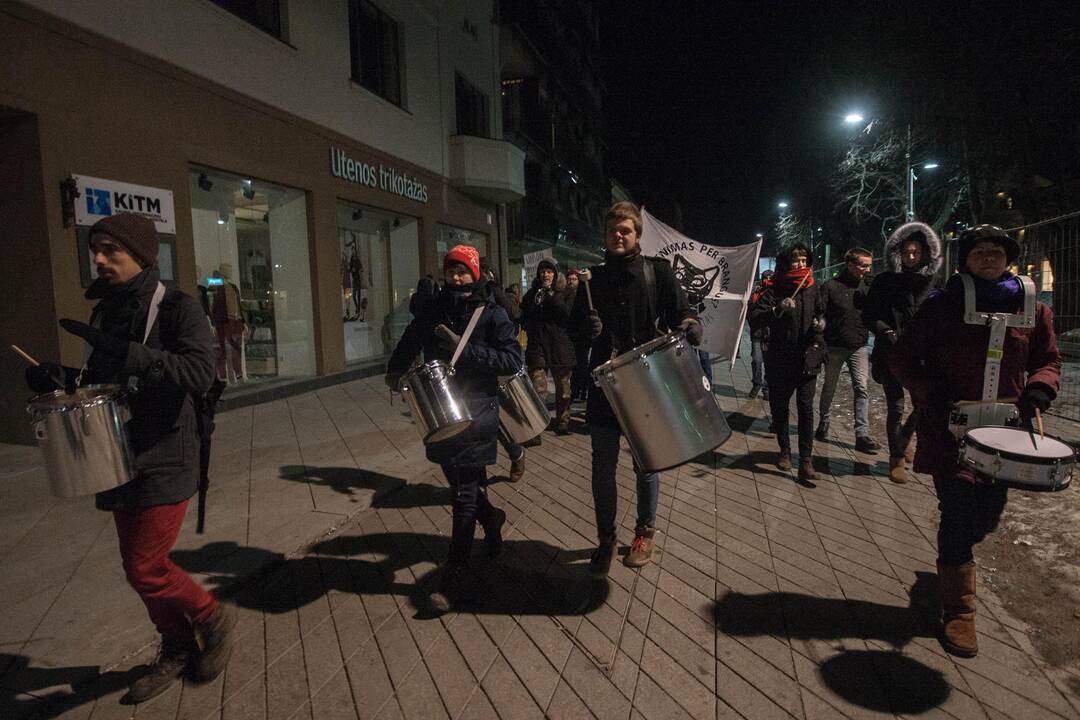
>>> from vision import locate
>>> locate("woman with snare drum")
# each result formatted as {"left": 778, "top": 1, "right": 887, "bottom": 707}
{"left": 385, "top": 246, "right": 523, "bottom": 612}
{"left": 889, "top": 225, "right": 1061, "bottom": 659}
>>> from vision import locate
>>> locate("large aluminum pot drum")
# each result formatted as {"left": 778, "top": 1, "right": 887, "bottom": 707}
{"left": 27, "top": 384, "right": 135, "bottom": 498}
{"left": 399, "top": 360, "right": 474, "bottom": 444}
{"left": 497, "top": 369, "right": 550, "bottom": 444}
{"left": 959, "top": 426, "right": 1075, "bottom": 492}
{"left": 592, "top": 332, "right": 731, "bottom": 472}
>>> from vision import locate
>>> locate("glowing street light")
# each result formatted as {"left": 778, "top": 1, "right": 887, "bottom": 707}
{"left": 777, "top": 201, "right": 789, "bottom": 210}
{"left": 755, "top": 232, "right": 763, "bottom": 239}
{"left": 922, "top": 161, "right": 939, "bottom": 169}
{"left": 844, "top": 113, "right": 865, "bottom": 124}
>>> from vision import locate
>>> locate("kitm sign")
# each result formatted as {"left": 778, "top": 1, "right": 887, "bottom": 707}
{"left": 73, "top": 174, "right": 176, "bottom": 234}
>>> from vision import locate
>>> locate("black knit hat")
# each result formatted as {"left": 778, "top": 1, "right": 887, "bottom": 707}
{"left": 958, "top": 224, "right": 1020, "bottom": 267}
{"left": 89, "top": 213, "right": 159, "bottom": 268}
{"left": 537, "top": 258, "right": 558, "bottom": 274}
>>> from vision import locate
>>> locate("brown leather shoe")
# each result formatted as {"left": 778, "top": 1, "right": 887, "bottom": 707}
{"left": 938, "top": 561, "right": 978, "bottom": 657}
{"left": 625, "top": 528, "right": 656, "bottom": 568}
{"left": 889, "top": 456, "right": 908, "bottom": 484}
{"left": 777, "top": 448, "right": 792, "bottom": 470}
{"left": 798, "top": 457, "right": 817, "bottom": 485}
{"left": 128, "top": 633, "right": 196, "bottom": 703}
{"left": 509, "top": 452, "right": 525, "bottom": 482}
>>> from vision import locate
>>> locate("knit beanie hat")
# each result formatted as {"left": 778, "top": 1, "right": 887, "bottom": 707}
{"left": 537, "top": 258, "right": 557, "bottom": 274}
{"left": 958, "top": 224, "right": 1020, "bottom": 267}
{"left": 444, "top": 244, "right": 481, "bottom": 281}
{"left": 89, "top": 213, "right": 159, "bottom": 268}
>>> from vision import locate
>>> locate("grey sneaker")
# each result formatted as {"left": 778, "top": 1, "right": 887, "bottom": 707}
{"left": 193, "top": 603, "right": 237, "bottom": 682}
{"left": 128, "top": 634, "right": 195, "bottom": 703}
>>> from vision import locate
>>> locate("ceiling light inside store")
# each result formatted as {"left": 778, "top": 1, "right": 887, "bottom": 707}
{"left": 217, "top": 212, "right": 227, "bottom": 225}
{"left": 242, "top": 179, "right": 255, "bottom": 200}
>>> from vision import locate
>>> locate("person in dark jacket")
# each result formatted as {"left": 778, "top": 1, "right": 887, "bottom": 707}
{"left": 862, "top": 221, "right": 943, "bottom": 482}
{"left": 521, "top": 258, "right": 576, "bottom": 435}
{"left": 566, "top": 269, "right": 592, "bottom": 402}
{"left": 24, "top": 214, "right": 234, "bottom": 703}
{"left": 570, "top": 202, "right": 701, "bottom": 575}
{"left": 747, "top": 242, "right": 827, "bottom": 485}
{"left": 480, "top": 263, "right": 526, "bottom": 482}
{"left": 889, "top": 225, "right": 1060, "bottom": 658}
{"left": 385, "top": 245, "right": 523, "bottom": 611}
{"left": 748, "top": 269, "right": 773, "bottom": 400}
{"left": 409, "top": 275, "right": 440, "bottom": 318}
{"left": 815, "top": 247, "right": 880, "bottom": 453}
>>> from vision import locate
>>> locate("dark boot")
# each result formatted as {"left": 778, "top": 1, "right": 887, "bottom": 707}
{"left": 480, "top": 507, "right": 507, "bottom": 558}
{"left": 748, "top": 384, "right": 761, "bottom": 399}
{"left": 128, "top": 632, "right": 197, "bottom": 703}
{"left": 508, "top": 451, "right": 525, "bottom": 482}
{"left": 588, "top": 535, "right": 617, "bottom": 578}
{"left": 938, "top": 561, "right": 978, "bottom": 657}
{"left": 193, "top": 602, "right": 237, "bottom": 682}
{"left": 798, "top": 457, "right": 817, "bottom": 486}
{"left": 855, "top": 436, "right": 881, "bottom": 453}
{"left": 814, "top": 421, "right": 829, "bottom": 441}
{"left": 428, "top": 563, "right": 469, "bottom": 614}
{"left": 777, "top": 448, "right": 792, "bottom": 471}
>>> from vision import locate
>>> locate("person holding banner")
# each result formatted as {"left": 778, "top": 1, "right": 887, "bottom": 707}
{"left": 384, "top": 245, "right": 523, "bottom": 611}
{"left": 748, "top": 242, "right": 827, "bottom": 485}
{"left": 571, "top": 202, "right": 702, "bottom": 575}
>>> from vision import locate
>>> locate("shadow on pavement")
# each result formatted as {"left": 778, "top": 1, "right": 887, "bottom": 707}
{"left": 713, "top": 571, "right": 948, "bottom": 714}
{"left": 173, "top": 532, "right": 608, "bottom": 619}
{"left": 280, "top": 465, "right": 441, "bottom": 505}
{"left": 0, "top": 654, "right": 140, "bottom": 720}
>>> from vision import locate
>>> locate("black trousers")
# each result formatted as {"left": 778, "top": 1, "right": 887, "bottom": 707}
{"left": 881, "top": 369, "right": 917, "bottom": 458}
{"left": 766, "top": 362, "right": 816, "bottom": 459}
{"left": 933, "top": 474, "right": 1008, "bottom": 566}
{"left": 442, "top": 466, "right": 497, "bottom": 565}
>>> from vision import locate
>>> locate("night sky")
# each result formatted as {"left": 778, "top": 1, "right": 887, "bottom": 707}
{"left": 597, "top": 0, "right": 1079, "bottom": 247}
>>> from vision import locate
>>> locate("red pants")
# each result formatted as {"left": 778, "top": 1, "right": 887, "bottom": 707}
{"left": 114, "top": 500, "right": 218, "bottom": 638}
{"left": 215, "top": 320, "right": 243, "bottom": 378}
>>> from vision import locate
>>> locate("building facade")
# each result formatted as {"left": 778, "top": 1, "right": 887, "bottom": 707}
{"left": 0, "top": 0, "right": 524, "bottom": 442}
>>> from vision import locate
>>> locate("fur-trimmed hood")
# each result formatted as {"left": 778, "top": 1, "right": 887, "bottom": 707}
{"left": 885, "top": 222, "right": 943, "bottom": 275}
{"left": 531, "top": 268, "right": 567, "bottom": 292}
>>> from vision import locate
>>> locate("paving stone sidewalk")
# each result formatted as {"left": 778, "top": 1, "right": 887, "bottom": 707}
{"left": 2, "top": 354, "right": 1078, "bottom": 719}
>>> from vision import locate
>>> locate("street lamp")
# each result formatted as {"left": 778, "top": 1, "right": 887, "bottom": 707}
{"left": 777, "top": 201, "right": 789, "bottom": 210}
{"left": 907, "top": 159, "right": 938, "bottom": 221}
{"left": 844, "top": 113, "right": 864, "bottom": 124}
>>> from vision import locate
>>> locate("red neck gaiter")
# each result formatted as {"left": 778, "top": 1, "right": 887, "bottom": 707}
{"left": 773, "top": 267, "right": 813, "bottom": 297}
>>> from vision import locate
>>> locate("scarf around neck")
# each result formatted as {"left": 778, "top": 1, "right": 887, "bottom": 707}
{"left": 772, "top": 267, "right": 813, "bottom": 297}
{"left": 946, "top": 271, "right": 1022, "bottom": 313}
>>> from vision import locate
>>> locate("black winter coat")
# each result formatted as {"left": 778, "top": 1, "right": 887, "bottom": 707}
{"left": 386, "top": 283, "right": 523, "bottom": 467}
{"left": 521, "top": 274, "right": 575, "bottom": 369}
{"left": 747, "top": 284, "right": 826, "bottom": 376}
{"left": 569, "top": 251, "right": 691, "bottom": 429}
{"left": 819, "top": 269, "right": 870, "bottom": 349}
{"left": 53, "top": 266, "right": 217, "bottom": 511}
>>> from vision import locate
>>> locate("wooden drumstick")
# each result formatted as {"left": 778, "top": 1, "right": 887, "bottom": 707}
{"left": 1035, "top": 407, "right": 1044, "bottom": 440}
{"left": 10, "top": 344, "right": 39, "bottom": 366}
{"left": 580, "top": 268, "right": 594, "bottom": 311}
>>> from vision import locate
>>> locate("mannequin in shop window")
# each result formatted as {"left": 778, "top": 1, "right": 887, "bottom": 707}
{"left": 210, "top": 263, "right": 246, "bottom": 383}
{"left": 350, "top": 248, "right": 367, "bottom": 321}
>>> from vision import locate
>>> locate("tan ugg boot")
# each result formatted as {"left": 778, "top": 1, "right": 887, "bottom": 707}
{"left": 903, "top": 431, "right": 917, "bottom": 463}
{"left": 938, "top": 561, "right": 978, "bottom": 658}
{"left": 889, "top": 456, "right": 908, "bottom": 484}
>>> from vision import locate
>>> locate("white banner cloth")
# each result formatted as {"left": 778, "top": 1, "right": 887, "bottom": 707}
{"left": 639, "top": 209, "right": 761, "bottom": 365}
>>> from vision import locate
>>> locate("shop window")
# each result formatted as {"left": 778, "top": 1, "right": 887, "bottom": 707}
{"left": 210, "top": 0, "right": 284, "bottom": 39}
{"left": 337, "top": 203, "right": 419, "bottom": 363}
{"left": 348, "top": 0, "right": 403, "bottom": 107}
{"left": 436, "top": 224, "right": 488, "bottom": 270}
{"left": 455, "top": 73, "right": 490, "bottom": 138}
{"left": 189, "top": 167, "right": 316, "bottom": 385}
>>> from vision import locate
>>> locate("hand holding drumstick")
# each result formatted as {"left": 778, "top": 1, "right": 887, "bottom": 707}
{"left": 10, "top": 345, "right": 67, "bottom": 392}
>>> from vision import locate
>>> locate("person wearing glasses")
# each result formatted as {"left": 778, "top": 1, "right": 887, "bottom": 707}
{"left": 815, "top": 247, "right": 881, "bottom": 453}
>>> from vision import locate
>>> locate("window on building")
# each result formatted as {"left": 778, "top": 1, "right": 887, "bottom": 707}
{"left": 348, "top": 0, "right": 402, "bottom": 107}
{"left": 210, "top": 0, "right": 283, "bottom": 38}
{"left": 455, "top": 73, "right": 490, "bottom": 137}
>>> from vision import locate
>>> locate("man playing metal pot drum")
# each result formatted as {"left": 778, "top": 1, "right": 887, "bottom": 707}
{"left": 570, "top": 201, "right": 701, "bottom": 576}
{"left": 24, "top": 213, "right": 234, "bottom": 702}
{"left": 889, "top": 225, "right": 1061, "bottom": 659}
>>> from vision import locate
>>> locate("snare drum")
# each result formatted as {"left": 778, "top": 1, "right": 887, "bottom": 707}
{"left": 497, "top": 370, "right": 550, "bottom": 444}
{"left": 959, "top": 426, "right": 1075, "bottom": 491}
{"left": 399, "top": 361, "right": 474, "bottom": 444}
{"left": 592, "top": 332, "right": 731, "bottom": 472}
{"left": 27, "top": 384, "right": 135, "bottom": 498}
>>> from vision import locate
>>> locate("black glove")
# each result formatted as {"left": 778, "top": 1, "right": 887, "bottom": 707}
{"left": 678, "top": 317, "right": 704, "bottom": 346}
{"left": 25, "top": 362, "right": 69, "bottom": 394}
{"left": 1019, "top": 383, "right": 1053, "bottom": 417}
{"left": 586, "top": 311, "right": 603, "bottom": 341}
{"left": 59, "top": 319, "right": 130, "bottom": 361}
{"left": 434, "top": 324, "right": 462, "bottom": 353}
{"left": 803, "top": 343, "right": 828, "bottom": 377}
{"left": 385, "top": 371, "right": 403, "bottom": 390}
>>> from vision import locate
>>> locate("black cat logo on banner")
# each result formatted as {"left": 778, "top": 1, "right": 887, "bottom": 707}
{"left": 673, "top": 254, "right": 731, "bottom": 312}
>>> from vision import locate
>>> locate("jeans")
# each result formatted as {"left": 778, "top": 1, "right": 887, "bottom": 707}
{"left": 698, "top": 351, "right": 713, "bottom": 384}
{"left": 442, "top": 465, "right": 498, "bottom": 565}
{"left": 529, "top": 365, "right": 573, "bottom": 427}
{"left": 114, "top": 500, "right": 219, "bottom": 638}
{"left": 590, "top": 424, "right": 659, "bottom": 540}
{"left": 933, "top": 474, "right": 1008, "bottom": 565}
{"left": 818, "top": 345, "right": 870, "bottom": 437}
{"left": 497, "top": 426, "right": 523, "bottom": 462}
{"left": 751, "top": 337, "right": 767, "bottom": 390}
{"left": 882, "top": 369, "right": 917, "bottom": 458}
{"left": 767, "top": 363, "right": 816, "bottom": 459}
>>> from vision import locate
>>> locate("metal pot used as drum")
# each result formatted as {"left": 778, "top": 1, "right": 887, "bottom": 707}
{"left": 497, "top": 369, "right": 550, "bottom": 444}
{"left": 27, "top": 384, "right": 135, "bottom": 498}
{"left": 592, "top": 332, "right": 731, "bottom": 472}
{"left": 959, "top": 426, "right": 1075, "bottom": 491}
{"left": 399, "top": 360, "right": 474, "bottom": 444}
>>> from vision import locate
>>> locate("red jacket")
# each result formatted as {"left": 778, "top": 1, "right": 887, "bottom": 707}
{"left": 889, "top": 281, "right": 1061, "bottom": 479}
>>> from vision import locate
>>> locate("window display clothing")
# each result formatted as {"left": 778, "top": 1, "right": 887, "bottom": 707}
{"left": 211, "top": 281, "right": 244, "bottom": 380}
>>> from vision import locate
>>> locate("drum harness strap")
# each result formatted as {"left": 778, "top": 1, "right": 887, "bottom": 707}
{"left": 960, "top": 274, "right": 1036, "bottom": 401}
{"left": 76, "top": 282, "right": 167, "bottom": 389}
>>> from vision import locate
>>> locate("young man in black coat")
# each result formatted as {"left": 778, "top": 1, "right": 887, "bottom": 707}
{"left": 570, "top": 202, "right": 701, "bottom": 576}
{"left": 748, "top": 243, "right": 827, "bottom": 486}
{"left": 386, "top": 245, "right": 523, "bottom": 611}
{"left": 815, "top": 247, "right": 880, "bottom": 453}
{"left": 25, "top": 214, "right": 234, "bottom": 703}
